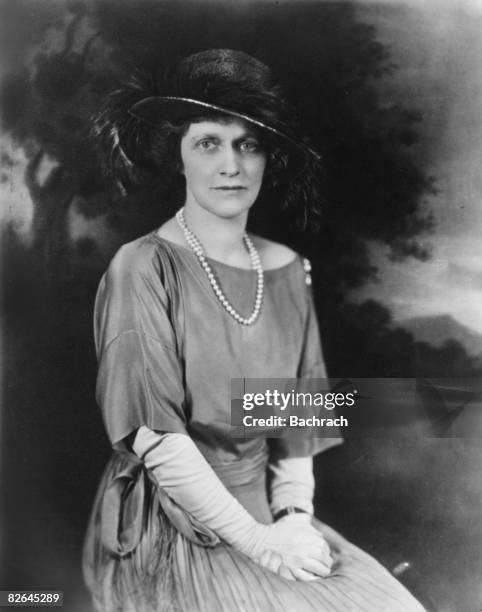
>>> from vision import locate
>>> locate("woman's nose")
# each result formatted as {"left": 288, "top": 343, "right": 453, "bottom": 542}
{"left": 219, "top": 146, "right": 240, "bottom": 176}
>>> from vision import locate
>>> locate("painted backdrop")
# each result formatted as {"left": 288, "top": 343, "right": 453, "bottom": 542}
{"left": 1, "top": 2, "right": 481, "bottom": 611}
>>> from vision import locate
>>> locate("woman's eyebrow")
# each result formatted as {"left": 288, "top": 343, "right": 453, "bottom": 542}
{"left": 190, "top": 132, "right": 220, "bottom": 142}
{"left": 236, "top": 130, "right": 260, "bottom": 139}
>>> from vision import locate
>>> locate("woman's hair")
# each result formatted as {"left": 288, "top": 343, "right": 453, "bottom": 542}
{"left": 92, "top": 71, "right": 324, "bottom": 231}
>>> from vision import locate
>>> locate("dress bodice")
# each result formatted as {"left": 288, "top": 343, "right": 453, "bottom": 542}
{"left": 94, "top": 232, "right": 335, "bottom": 463}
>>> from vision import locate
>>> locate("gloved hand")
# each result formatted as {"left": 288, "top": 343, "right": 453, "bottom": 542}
{"left": 256, "top": 513, "right": 333, "bottom": 580}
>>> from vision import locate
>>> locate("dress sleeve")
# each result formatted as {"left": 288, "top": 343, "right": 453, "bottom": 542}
{"left": 269, "top": 265, "right": 343, "bottom": 460}
{"left": 94, "top": 242, "right": 187, "bottom": 450}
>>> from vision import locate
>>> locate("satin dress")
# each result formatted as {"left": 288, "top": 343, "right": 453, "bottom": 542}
{"left": 83, "top": 232, "right": 425, "bottom": 612}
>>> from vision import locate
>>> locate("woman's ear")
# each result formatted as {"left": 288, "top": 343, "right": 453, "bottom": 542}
{"left": 175, "top": 160, "right": 185, "bottom": 176}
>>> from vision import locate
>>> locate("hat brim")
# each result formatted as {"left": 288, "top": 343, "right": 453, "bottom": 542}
{"left": 129, "top": 96, "right": 320, "bottom": 178}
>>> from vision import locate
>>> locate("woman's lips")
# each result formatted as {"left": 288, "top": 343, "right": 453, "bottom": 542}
{"left": 212, "top": 186, "right": 247, "bottom": 190}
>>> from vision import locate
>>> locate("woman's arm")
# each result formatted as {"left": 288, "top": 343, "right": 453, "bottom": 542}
{"left": 269, "top": 456, "right": 315, "bottom": 518}
{"left": 133, "top": 426, "right": 267, "bottom": 557}
{"left": 264, "top": 455, "right": 333, "bottom": 579}
{"left": 133, "top": 426, "right": 332, "bottom": 580}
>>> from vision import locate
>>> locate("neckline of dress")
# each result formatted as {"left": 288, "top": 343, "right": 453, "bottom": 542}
{"left": 150, "top": 231, "right": 300, "bottom": 276}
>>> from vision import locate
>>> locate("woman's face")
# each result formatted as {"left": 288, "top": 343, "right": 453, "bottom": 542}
{"left": 179, "top": 118, "right": 266, "bottom": 219}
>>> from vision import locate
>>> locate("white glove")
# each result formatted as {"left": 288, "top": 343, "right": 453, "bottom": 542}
{"left": 269, "top": 456, "right": 315, "bottom": 517}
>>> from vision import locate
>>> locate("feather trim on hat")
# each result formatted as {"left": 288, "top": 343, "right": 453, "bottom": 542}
{"left": 90, "top": 70, "right": 164, "bottom": 195}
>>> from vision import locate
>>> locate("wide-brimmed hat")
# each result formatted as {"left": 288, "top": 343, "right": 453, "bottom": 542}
{"left": 129, "top": 49, "right": 320, "bottom": 177}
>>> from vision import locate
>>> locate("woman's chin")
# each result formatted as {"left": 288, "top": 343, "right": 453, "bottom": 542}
{"left": 191, "top": 199, "right": 256, "bottom": 220}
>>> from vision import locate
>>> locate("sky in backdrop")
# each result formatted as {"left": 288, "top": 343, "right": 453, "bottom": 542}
{"left": 2, "top": 0, "right": 482, "bottom": 332}
{"left": 355, "top": 0, "right": 482, "bottom": 332}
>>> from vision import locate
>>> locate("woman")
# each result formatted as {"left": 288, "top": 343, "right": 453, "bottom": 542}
{"left": 83, "top": 49, "right": 424, "bottom": 611}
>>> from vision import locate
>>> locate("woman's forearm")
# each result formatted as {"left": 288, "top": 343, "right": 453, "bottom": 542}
{"left": 132, "top": 426, "right": 270, "bottom": 558}
{"left": 269, "top": 456, "right": 315, "bottom": 516}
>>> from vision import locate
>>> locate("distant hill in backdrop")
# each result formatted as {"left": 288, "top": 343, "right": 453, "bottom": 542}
{"left": 400, "top": 314, "right": 482, "bottom": 357}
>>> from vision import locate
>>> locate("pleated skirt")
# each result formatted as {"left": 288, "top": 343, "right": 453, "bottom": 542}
{"left": 83, "top": 451, "right": 426, "bottom": 612}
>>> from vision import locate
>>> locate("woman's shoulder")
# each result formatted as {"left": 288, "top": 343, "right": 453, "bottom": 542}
{"left": 104, "top": 231, "right": 172, "bottom": 288}
{"left": 250, "top": 235, "right": 299, "bottom": 271}
{"left": 251, "top": 236, "right": 313, "bottom": 290}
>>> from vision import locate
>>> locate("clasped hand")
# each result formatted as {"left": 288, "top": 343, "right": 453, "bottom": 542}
{"left": 255, "top": 514, "right": 333, "bottom": 581}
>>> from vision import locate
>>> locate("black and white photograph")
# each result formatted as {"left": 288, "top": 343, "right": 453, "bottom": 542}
{"left": 1, "top": 1, "right": 481, "bottom": 611}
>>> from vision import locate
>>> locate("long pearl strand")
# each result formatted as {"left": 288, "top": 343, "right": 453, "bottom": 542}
{"left": 175, "top": 208, "right": 264, "bottom": 325}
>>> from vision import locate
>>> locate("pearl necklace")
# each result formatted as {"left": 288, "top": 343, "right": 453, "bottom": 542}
{"left": 175, "top": 208, "right": 264, "bottom": 325}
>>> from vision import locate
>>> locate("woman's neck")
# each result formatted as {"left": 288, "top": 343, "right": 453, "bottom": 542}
{"left": 182, "top": 204, "right": 251, "bottom": 267}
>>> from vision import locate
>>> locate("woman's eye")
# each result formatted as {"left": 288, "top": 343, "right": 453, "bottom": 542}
{"left": 240, "top": 140, "right": 260, "bottom": 153}
{"left": 197, "top": 139, "right": 217, "bottom": 151}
